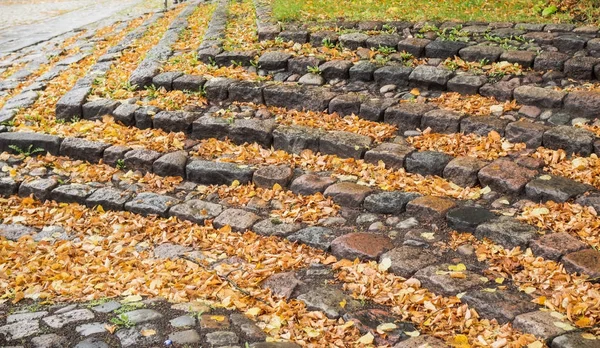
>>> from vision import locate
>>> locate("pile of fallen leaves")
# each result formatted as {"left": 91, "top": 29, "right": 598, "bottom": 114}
{"left": 518, "top": 200, "right": 600, "bottom": 250}
{"left": 407, "top": 130, "right": 526, "bottom": 160}
{"left": 223, "top": 0, "right": 258, "bottom": 51}
{"left": 533, "top": 149, "right": 600, "bottom": 189}
{"left": 430, "top": 92, "right": 520, "bottom": 116}
{"left": 443, "top": 57, "right": 525, "bottom": 78}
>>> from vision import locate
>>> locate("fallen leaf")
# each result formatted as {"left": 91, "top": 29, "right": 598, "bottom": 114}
{"left": 357, "top": 332, "right": 374, "bottom": 344}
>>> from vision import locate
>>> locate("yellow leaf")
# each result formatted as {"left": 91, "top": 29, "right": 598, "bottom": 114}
{"left": 121, "top": 295, "right": 142, "bottom": 303}
{"left": 96, "top": 205, "right": 105, "bottom": 213}
{"left": 495, "top": 277, "right": 504, "bottom": 284}
{"left": 554, "top": 321, "right": 576, "bottom": 331}
{"left": 339, "top": 299, "right": 347, "bottom": 309}
{"left": 527, "top": 341, "right": 544, "bottom": 348}
{"left": 482, "top": 288, "right": 496, "bottom": 293}
{"left": 104, "top": 324, "right": 117, "bottom": 334}
{"left": 410, "top": 88, "right": 420, "bottom": 96}
{"left": 448, "top": 263, "right": 466, "bottom": 272}
{"left": 456, "top": 292, "right": 465, "bottom": 299}
{"left": 303, "top": 327, "right": 321, "bottom": 338}
{"left": 420, "top": 232, "right": 435, "bottom": 240}
{"left": 539, "top": 175, "right": 552, "bottom": 180}
{"left": 210, "top": 315, "right": 226, "bottom": 322}
{"left": 245, "top": 307, "right": 261, "bottom": 316}
{"left": 140, "top": 329, "right": 156, "bottom": 337}
{"left": 581, "top": 333, "right": 597, "bottom": 340}
{"left": 272, "top": 183, "right": 282, "bottom": 191}
{"left": 531, "top": 207, "right": 549, "bottom": 216}
{"left": 575, "top": 317, "right": 592, "bottom": 327}
{"left": 450, "top": 272, "right": 466, "bottom": 279}
{"left": 378, "top": 257, "right": 391, "bottom": 272}
{"left": 479, "top": 186, "right": 491, "bottom": 195}
{"left": 357, "top": 332, "right": 374, "bottom": 344}
{"left": 376, "top": 323, "right": 397, "bottom": 334}
{"left": 404, "top": 330, "right": 420, "bottom": 337}
{"left": 523, "top": 287, "right": 536, "bottom": 294}
{"left": 231, "top": 180, "right": 240, "bottom": 188}
{"left": 449, "top": 334, "right": 470, "bottom": 348}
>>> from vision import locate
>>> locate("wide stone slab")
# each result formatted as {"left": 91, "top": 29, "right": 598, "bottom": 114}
{"left": 186, "top": 160, "right": 254, "bottom": 185}
{"left": 0, "top": 132, "right": 61, "bottom": 155}
{"left": 124, "top": 192, "right": 180, "bottom": 217}
{"left": 169, "top": 199, "right": 223, "bottom": 224}
{"left": 475, "top": 216, "right": 538, "bottom": 249}
{"left": 413, "top": 263, "right": 485, "bottom": 296}
{"left": 380, "top": 246, "right": 440, "bottom": 278}
{"left": 213, "top": 208, "right": 260, "bottom": 232}
{"left": 525, "top": 175, "right": 590, "bottom": 202}
{"left": 330, "top": 232, "right": 393, "bottom": 260}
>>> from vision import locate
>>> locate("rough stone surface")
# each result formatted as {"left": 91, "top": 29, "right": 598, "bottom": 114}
{"left": 86, "top": 187, "right": 133, "bottom": 211}
{"left": 530, "top": 232, "right": 587, "bottom": 261}
{"left": 513, "top": 311, "right": 573, "bottom": 341}
{"left": 323, "top": 182, "right": 373, "bottom": 207}
{"left": 561, "top": 249, "right": 600, "bottom": 278}
{"left": 551, "top": 332, "right": 600, "bottom": 348}
{"left": 123, "top": 148, "right": 161, "bottom": 173}
{"left": 169, "top": 199, "right": 223, "bottom": 224}
{"left": 461, "top": 289, "right": 538, "bottom": 324}
{"left": 213, "top": 208, "right": 260, "bottom": 232}
{"left": 475, "top": 216, "right": 538, "bottom": 249}
{"left": 82, "top": 98, "right": 120, "bottom": 121}
{"left": 289, "top": 174, "right": 335, "bottom": 195}
{"left": 319, "top": 130, "right": 372, "bottom": 159}
{"left": 409, "top": 65, "right": 453, "bottom": 88}
{"left": 152, "top": 151, "right": 187, "bottom": 177}
{"left": 505, "top": 121, "right": 549, "bottom": 148}
{"left": 543, "top": 125, "right": 594, "bottom": 156}
{"left": 525, "top": 175, "right": 590, "bottom": 202}
{"left": 364, "top": 142, "right": 415, "bottom": 169}
{"left": 405, "top": 151, "right": 452, "bottom": 177}
{"left": 380, "top": 246, "right": 439, "bottom": 278}
{"left": 478, "top": 159, "right": 537, "bottom": 194}
{"left": 125, "top": 192, "right": 180, "bottom": 217}
{"left": 272, "top": 125, "right": 322, "bottom": 154}
{"left": 414, "top": 263, "right": 485, "bottom": 295}
{"left": 363, "top": 191, "right": 420, "bottom": 214}
{"left": 330, "top": 232, "right": 393, "bottom": 260}
{"left": 443, "top": 156, "right": 487, "bottom": 187}
{"left": 421, "top": 109, "right": 463, "bottom": 134}
{"left": 42, "top": 309, "right": 95, "bottom": 329}
{"left": 50, "top": 183, "right": 96, "bottom": 204}
{"left": 261, "top": 272, "right": 302, "bottom": 299}
{"left": 296, "top": 286, "right": 358, "bottom": 318}
{"left": 563, "top": 91, "right": 600, "bottom": 118}
{"left": 0, "top": 132, "right": 62, "bottom": 155}
{"left": 405, "top": 196, "right": 457, "bottom": 222}
{"left": 153, "top": 111, "right": 197, "bottom": 133}
{"left": 446, "top": 206, "right": 496, "bottom": 233}
{"left": 59, "top": 137, "right": 110, "bottom": 163}
{"left": 288, "top": 226, "right": 335, "bottom": 250}
{"left": 513, "top": 86, "right": 566, "bottom": 108}
{"left": 186, "top": 160, "right": 254, "bottom": 185}
{"left": 19, "top": 178, "right": 58, "bottom": 201}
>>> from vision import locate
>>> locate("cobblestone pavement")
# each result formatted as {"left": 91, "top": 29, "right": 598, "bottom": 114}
{"left": 1, "top": 0, "right": 600, "bottom": 347}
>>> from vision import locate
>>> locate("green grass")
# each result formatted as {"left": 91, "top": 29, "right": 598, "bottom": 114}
{"left": 272, "top": 0, "right": 600, "bottom": 24}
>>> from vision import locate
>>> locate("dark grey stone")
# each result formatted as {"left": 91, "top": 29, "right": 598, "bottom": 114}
{"left": 319, "top": 60, "right": 353, "bottom": 80}
{"left": 359, "top": 98, "right": 395, "bottom": 121}
{"left": 263, "top": 84, "right": 335, "bottom": 112}
{"left": 461, "top": 290, "right": 538, "bottom": 324}
{"left": 380, "top": 246, "right": 439, "bottom": 278}
{"left": 215, "top": 50, "right": 257, "bottom": 66}
{"left": 405, "top": 151, "right": 452, "bottom": 176}
{"left": 459, "top": 45, "right": 504, "bottom": 62}
{"left": 112, "top": 103, "right": 140, "bottom": 126}
{"left": 479, "top": 80, "right": 519, "bottom": 101}
{"left": 278, "top": 30, "right": 308, "bottom": 43}
{"left": 152, "top": 151, "right": 187, "bottom": 177}
{"left": 19, "top": 178, "right": 58, "bottom": 201}
{"left": 152, "top": 71, "right": 183, "bottom": 90}
{"left": 204, "top": 77, "right": 234, "bottom": 101}
{"left": 134, "top": 106, "right": 161, "bottom": 130}
{"left": 230, "top": 118, "right": 276, "bottom": 147}
{"left": 172, "top": 74, "right": 206, "bottom": 92}
{"left": 319, "top": 130, "right": 372, "bottom": 159}
{"left": 460, "top": 116, "right": 510, "bottom": 136}
{"left": 397, "top": 38, "right": 430, "bottom": 57}
{"left": 525, "top": 175, "right": 591, "bottom": 202}
{"left": 475, "top": 216, "right": 537, "bottom": 249}
{"left": 564, "top": 57, "right": 600, "bottom": 80}
{"left": 505, "top": 121, "right": 548, "bottom": 148}
{"left": 288, "top": 226, "right": 335, "bottom": 250}
{"left": 152, "top": 111, "right": 197, "bottom": 132}
{"left": 258, "top": 51, "right": 292, "bottom": 71}
{"left": 169, "top": 199, "right": 223, "bottom": 224}
{"left": 128, "top": 60, "right": 161, "bottom": 88}
{"left": 409, "top": 65, "right": 453, "bottom": 88}
{"left": 513, "top": 86, "right": 566, "bottom": 108}
{"left": 228, "top": 81, "right": 264, "bottom": 104}
{"left": 339, "top": 33, "right": 369, "bottom": 50}
{"left": 55, "top": 87, "right": 90, "bottom": 121}
{"left": 50, "top": 184, "right": 96, "bottom": 204}
{"left": 447, "top": 74, "right": 487, "bottom": 95}
{"left": 425, "top": 40, "right": 467, "bottom": 59}
{"left": 123, "top": 148, "right": 161, "bottom": 173}
{"left": 349, "top": 61, "right": 377, "bottom": 81}
{"left": 191, "top": 115, "right": 230, "bottom": 140}
{"left": 500, "top": 50, "right": 536, "bottom": 68}
{"left": 124, "top": 192, "right": 179, "bottom": 217}
{"left": 0, "top": 132, "right": 61, "bottom": 155}
{"left": 373, "top": 65, "right": 412, "bottom": 86}
{"left": 82, "top": 98, "right": 121, "bottom": 121}
{"left": 86, "top": 187, "right": 133, "bottom": 211}
{"left": 384, "top": 102, "right": 436, "bottom": 132}
{"left": 365, "top": 34, "right": 402, "bottom": 49}
{"left": 364, "top": 142, "right": 415, "bottom": 170}
{"left": 421, "top": 109, "right": 463, "bottom": 133}
{"left": 443, "top": 156, "right": 487, "bottom": 187}
{"left": 103, "top": 145, "right": 131, "bottom": 166}
{"left": 542, "top": 125, "right": 594, "bottom": 156}
{"left": 534, "top": 51, "right": 570, "bottom": 71}
{"left": 563, "top": 91, "right": 600, "bottom": 119}
{"left": 288, "top": 56, "right": 325, "bottom": 75}
{"left": 328, "top": 94, "right": 361, "bottom": 116}
{"left": 59, "top": 137, "right": 110, "bottom": 163}
{"left": 0, "top": 223, "right": 37, "bottom": 241}
{"left": 213, "top": 208, "right": 260, "bottom": 231}
{"left": 252, "top": 164, "right": 293, "bottom": 188}
{"left": 364, "top": 192, "right": 420, "bottom": 214}
{"left": 272, "top": 125, "right": 323, "bottom": 154}
{"left": 186, "top": 159, "right": 254, "bottom": 185}
{"left": 553, "top": 35, "right": 587, "bottom": 53}
{"left": 446, "top": 206, "right": 496, "bottom": 233}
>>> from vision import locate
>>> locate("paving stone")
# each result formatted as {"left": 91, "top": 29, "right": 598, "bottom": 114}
{"left": 289, "top": 174, "right": 335, "bottom": 195}
{"left": 124, "top": 192, "right": 179, "bottom": 217}
{"left": 479, "top": 80, "right": 519, "bottom": 101}
{"left": 534, "top": 51, "right": 570, "bottom": 71}
{"left": 459, "top": 45, "right": 503, "bottom": 62}
{"left": 169, "top": 199, "right": 223, "bottom": 224}
{"left": 168, "top": 315, "right": 196, "bottom": 328}
{"left": 563, "top": 91, "right": 600, "bottom": 119}
{"left": 50, "top": 183, "right": 96, "bottom": 204}
{"left": 186, "top": 160, "right": 254, "bottom": 185}
{"left": 328, "top": 94, "right": 361, "bottom": 116}
{"left": 172, "top": 74, "right": 206, "bottom": 92}
{"left": 363, "top": 191, "right": 420, "bottom": 214}
{"left": 205, "top": 77, "right": 234, "bottom": 100}
{"left": 447, "top": 74, "right": 487, "bottom": 94}
{"left": 297, "top": 73, "right": 324, "bottom": 85}
{"left": 576, "top": 192, "right": 600, "bottom": 212}
{"left": 505, "top": 121, "right": 549, "bottom": 148}
{"left": 168, "top": 329, "right": 201, "bottom": 344}
{"left": 380, "top": 246, "right": 440, "bottom": 278}
{"left": 397, "top": 37, "right": 431, "bottom": 57}
{"left": 343, "top": 309, "right": 416, "bottom": 346}
{"left": 205, "top": 331, "right": 239, "bottom": 347}
{"left": 152, "top": 110, "right": 196, "bottom": 133}
{"left": 213, "top": 208, "right": 260, "bottom": 232}
{"left": 6, "top": 311, "right": 48, "bottom": 323}
{"left": 43, "top": 309, "right": 95, "bottom": 329}
{"left": 543, "top": 125, "right": 594, "bottom": 156}
{"left": 59, "top": 137, "right": 110, "bottom": 163}
{"left": 31, "top": 333, "right": 67, "bottom": 347}
{"left": 91, "top": 301, "right": 121, "bottom": 313}
{"left": 530, "top": 232, "right": 587, "bottom": 261}
{"left": 0, "top": 319, "right": 40, "bottom": 340}
{"left": 373, "top": 65, "right": 412, "bottom": 86}
{"left": 0, "top": 177, "right": 19, "bottom": 196}
{"left": 123, "top": 148, "right": 161, "bottom": 173}
{"left": 200, "top": 314, "right": 231, "bottom": 330}
{"left": 272, "top": 125, "right": 323, "bottom": 154}
{"left": 74, "top": 337, "right": 110, "bottom": 348}
{"left": 405, "top": 151, "right": 452, "bottom": 177}
{"left": 121, "top": 309, "right": 163, "bottom": 324}
{"left": 513, "top": 311, "right": 574, "bottom": 342}
{"left": 319, "top": 130, "right": 372, "bottom": 159}
{"left": 425, "top": 40, "right": 467, "bottom": 59}
{"left": 554, "top": 35, "right": 587, "bottom": 53}
{"left": 296, "top": 286, "right": 359, "bottom": 318}
{"left": 564, "top": 56, "right": 600, "bottom": 80}
{"left": 514, "top": 86, "right": 566, "bottom": 108}
{"left": 116, "top": 323, "right": 160, "bottom": 347}
{"left": 230, "top": 313, "right": 267, "bottom": 341}
{"left": 252, "top": 165, "right": 294, "bottom": 189}
{"left": 152, "top": 151, "right": 187, "bottom": 177}
{"left": 228, "top": 81, "right": 264, "bottom": 104}
{"left": 421, "top": 109, "right": 463, "bottom": 133}
{"left": 319, "top": 60, "right": 353, "bottom": 80}
{"left": 55, "top": 87, "right": 90, "bottom": 121}
{"left": 19, "top": 178, "right": 58, "bottom": 201}
{"left": 230, "top": 118, "right": 275, "bottom": 147}
{"left": 405, "top": 196, "right": 457, "bottom": 222}
{"left": 0, "top": 132, "right": 61, "bottom": 155}
{"left": 287, "top": 226, "right": 335, "bottom": 250}
{"left": 409, "top": 65, "right": 453, "bottom": 88}
{"left": 413, "top": 263, "right": 485, "bottom": 296}
{"left": 446, "top": 206, "right": 496, "bottom": 233}
{"left": 443, "top": 156, "right": 487, "bottom": 187}
{"left": 383, "top": 102, "right": 436, "bottom": 132}
{"left": 82, "top": 98, "right": 120, "bottom": 121}
{"left": 460, "top": 116, "right": 510, "bottom": 136}
{"left": 349, "top": 61, "right": 377, "bottom": 81}
{"left": 561, "top": 249, "right": 600, "bottom": 278}
{"left": 76, "top": 322, "right": 107, "bottom": 336}
{"left": 153, "top": 243, "right": 192, "bottom": 259}
{"left": 478, "top": 159, "right": 537, "bottom": 194}
{"left": 261, "top": 272, "right": 302, "bottom": 299}
{"left": 192, "top": 115, "right": 231, "bottom": 140}
{"left": 394, "top": 335, "right": 449, "bottom": 347}
{"left": 475, "top": 216, "right": 538, "bottom": 249}
{"left": 323, "top": 182, "right": 373, "bottom": 207}
{"left": 152, "top": 71, "right": 183, "bottom": 90}
{"left": 103, "top": 145, "right": 131, "bottom": 166}
{"left": 86, "top": 187, "right": 133, "bottom": 211}
{"left": 288, "top": 56, "right": 325, "bottom": 75}
{"left": 359, "top": 97, "right": 396, "bottom": 121}
{"left": 551, "top": 332, "right": 600, "bottom": 348}
{"left": 0, "top": 223, "right": 36, "bottom": 241}
{"left": 461, "top": 289, "right": 538, "bottom": 324}
{"left": 525, "top": 175, "right": 590, "bottom": 202}
{"left": 265, "top": 84, "right": 337, "bottom": 112}
{"left": 252, "top": 219, "right": 301, "bottom": 237}
{"left": 364, "top": 142, "right": 415, "bottom": 170}
{"left": 258, "top": 51, "right": 292, "bottom": 71}
{"left": 339, "top": 33, "right": 369, "bottom": 50}
{"left": 330, "top": 232, "right": 393, "bottom": 260}
{"left": 134, "top": 106, "right": 160, "bottom": 130}
{"left": 112, "top": 103, "right": 139, "bottom": 126}
{"left": 3, "top": 90, "right": 38, "bottom": 110}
